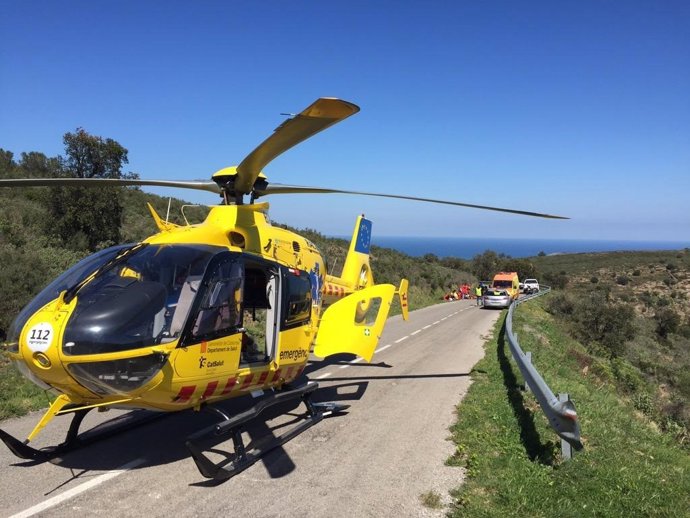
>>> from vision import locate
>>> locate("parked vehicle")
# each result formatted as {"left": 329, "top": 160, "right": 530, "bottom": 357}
{"left": 523, "top": 278, "right": 540, "bottom": 294}
{"left": 482, "top": 288, "right": 512, "bottom": 309}
{"left": 491, "top": 272, "right": 520, "bottom": 300}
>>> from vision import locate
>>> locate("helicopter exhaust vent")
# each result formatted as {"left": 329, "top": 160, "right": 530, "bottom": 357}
{"left": 292, "top": 241, "right": 300, "bottom": 253}
{"left": 230, "top": 232, "right": 246, "bottom": 249}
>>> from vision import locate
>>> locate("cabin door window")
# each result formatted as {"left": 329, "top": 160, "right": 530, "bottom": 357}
{"left": 241, "top": 261, "right": 281, "bottom": 364}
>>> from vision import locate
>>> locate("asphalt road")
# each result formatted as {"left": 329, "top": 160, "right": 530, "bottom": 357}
{"left": 0, "top": 300, "right": 500, "bottom": 518}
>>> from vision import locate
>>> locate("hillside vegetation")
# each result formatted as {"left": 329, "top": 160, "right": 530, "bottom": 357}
{"left": 445, "top": 250, "right": 690, "bottom": 516}
{"left": 447, "top": 298, "right": 690, "bottom": 517}
{"left": 534, "top": 249, "right": 690, "bottom": 439}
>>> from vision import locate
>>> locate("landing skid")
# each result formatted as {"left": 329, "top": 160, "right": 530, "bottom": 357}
{"left": 186, "top": 381, "right": 348, "bottom": 481}
{"left": 0, "top": 409, "right": 165, "bottom": 462}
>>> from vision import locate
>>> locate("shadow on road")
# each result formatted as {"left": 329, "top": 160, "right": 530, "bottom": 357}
{"left": 303, "top": 353, "right": 392, "bottom": 376}
{"left": 317, "top": 372, "right": 473, "bottom": 383}
{"left": 9, "top": 378, "right": 372, "bottom": 488}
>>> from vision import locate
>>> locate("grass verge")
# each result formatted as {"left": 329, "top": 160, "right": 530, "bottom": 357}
{"left": 0, "top": 355, "right": 51, "bottom": 420}
{"left": 447, "top": 297, "right": 690, "bottom": 517}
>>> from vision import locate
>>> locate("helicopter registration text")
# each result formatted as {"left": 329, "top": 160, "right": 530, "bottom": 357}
{"left": 26, "top": 322, "right": 54, "bottom": 352}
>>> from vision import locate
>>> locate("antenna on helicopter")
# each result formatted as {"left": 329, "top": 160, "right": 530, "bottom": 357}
{"left": 166, "top": 197, "right": 172, "bottom": 223}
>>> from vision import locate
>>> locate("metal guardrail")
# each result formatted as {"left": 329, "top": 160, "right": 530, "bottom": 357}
{"left": 506, "top": 286, "right": 583, "bottom": 458}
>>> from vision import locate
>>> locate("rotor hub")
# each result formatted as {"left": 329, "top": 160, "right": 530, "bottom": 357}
{"left": 212, "top": 167, "right": 268, "bottom": 204}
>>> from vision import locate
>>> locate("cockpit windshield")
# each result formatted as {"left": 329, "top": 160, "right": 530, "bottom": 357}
{"left": 6, "top": 244, "right": 130, "bottom": 350}
{"left": 63, "top": 244, "right": 222, "bottom": 355}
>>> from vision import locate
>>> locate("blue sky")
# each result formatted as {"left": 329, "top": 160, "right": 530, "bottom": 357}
{"left": 1, "top": 1, "right": 688, "bottom": 242}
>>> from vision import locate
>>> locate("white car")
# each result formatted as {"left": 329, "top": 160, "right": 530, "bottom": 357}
{"left": 523, "top": 279, "right": 540, "bottom": 294}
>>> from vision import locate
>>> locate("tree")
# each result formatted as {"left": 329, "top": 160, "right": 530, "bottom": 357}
{"left": 0, "top": 149, "right": 15, "bottom": 176}
{"left": 471, "top": 250, "right": 501, "bottom": 281}
{"left": 501, "top": 258, "right": 538, "bottom": 281}
{"left": 19, "top": 152, "right": 62, "bottom": 178}
{"left": 62, "top": 128, "right": 128, "bottom": 179}
{"left": 48, "top": 129, "right": 129, "bottom": 251}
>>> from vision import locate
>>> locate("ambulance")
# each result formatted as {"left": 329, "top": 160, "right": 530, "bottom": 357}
{"left": 491, "top": 272, "right": 520, "bottom": 301}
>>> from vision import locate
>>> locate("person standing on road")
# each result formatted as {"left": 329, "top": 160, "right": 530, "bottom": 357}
{"left": 475, "top": 285, "right": 482, "bottom": 306}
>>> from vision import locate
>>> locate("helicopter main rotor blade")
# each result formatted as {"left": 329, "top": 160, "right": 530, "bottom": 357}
{"left": 0, "top": 177, "right": 221, "bottom": 194}
{"left": 234, "top": 98, "right": 360, "bottom": 195}
{"left": 263, "top": 184, "right": 569, "bottom": 219}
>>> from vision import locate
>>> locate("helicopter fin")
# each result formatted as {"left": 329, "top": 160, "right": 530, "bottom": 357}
{"left": 147, "top": 203, "right": 180, "bottom": 232}
{"left": 397, "top": 279, "right": 409, "bottom": 321}
{"left": 334, "top": 215, "right": 375, "bottom": 292}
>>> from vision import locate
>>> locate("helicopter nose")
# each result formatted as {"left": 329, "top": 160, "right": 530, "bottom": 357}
{"left": 23, "top": 322, "right": 59, "bottom": 371}
{"left": 20, "top": 310, "right": 71, "bottom": 384}
{"left": 25, "top": 322, "right": 55, "bottom": 353}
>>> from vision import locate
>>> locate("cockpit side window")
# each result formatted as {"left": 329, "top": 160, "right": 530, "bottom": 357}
{"left": 186, "top": 257, "right": 244, "bottom": 343}
{"left": 281, "top": 269, "right": 312, "bottom": 330}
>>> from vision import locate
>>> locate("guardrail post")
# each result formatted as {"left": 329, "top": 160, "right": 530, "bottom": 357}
{"left": 559, "top": 393, "right": 573, "bottom": 460}
{"left": 524, "top": 352, "right": 532, "bottom": 393}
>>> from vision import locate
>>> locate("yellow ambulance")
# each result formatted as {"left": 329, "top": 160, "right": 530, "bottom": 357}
{"left": 491, "top": 272, "right": 520, "bottom": 300}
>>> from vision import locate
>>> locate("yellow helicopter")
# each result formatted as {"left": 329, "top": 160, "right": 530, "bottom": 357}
{"left": 0, "top": 98, "right": 566, "bottom": 479}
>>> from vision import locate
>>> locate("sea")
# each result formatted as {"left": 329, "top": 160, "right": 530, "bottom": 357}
{"left": 365, "top": 236, "right": 689, "bottom": 260}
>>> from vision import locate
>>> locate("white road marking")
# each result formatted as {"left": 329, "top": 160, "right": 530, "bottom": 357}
{"left": 339, "top": 355, "right": 367, "bottom": 369}
{"left": 321, "top": 307, "right": 463, "bottom": 377}
{"left": 10, "top": 458, "right": 146, "bottom": 518}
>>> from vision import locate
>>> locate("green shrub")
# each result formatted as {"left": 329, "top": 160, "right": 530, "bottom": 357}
{"left": 543, "top": 270, "right": 569, "bottom": 289}
{"left": 572, "top": 293, "right": 635, "bottom": 357}
{"left": 663, "top": 275, "right": 677, "bottom": 287}
{"left": 545, "top": 292, "right": 575, "bottom": 316}
{"left": 611, "top": 357, "right": 644, "bottom": 392}
{"left": 655, "top": 308, "right": 680, "bottom": 339}
{"left": 638, "top": 291, "right": 654, "bottom": 307}
{"left": 631, "top": 392, "right": 655, "bottom": 417}
{"left": 679, "top": 323, "right": 690, "bottom": 339}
